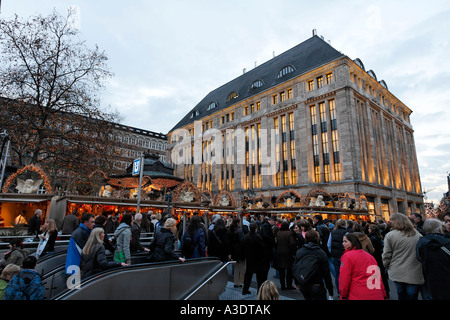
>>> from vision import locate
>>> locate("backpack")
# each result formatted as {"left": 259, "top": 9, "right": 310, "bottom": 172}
{"left": 292, "top": 255, "right": 321, "bottom": 286}
{"left": 181, "top": 232, "right": 195, "bottom": 258}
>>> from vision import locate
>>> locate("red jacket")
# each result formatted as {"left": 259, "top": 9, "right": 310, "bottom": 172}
{"left": 339, "top": 248, "right": 387, "bottom": 300}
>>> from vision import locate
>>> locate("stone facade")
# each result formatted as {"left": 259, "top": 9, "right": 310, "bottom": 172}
{"left": 167, "top": 36, "right": 423, "bottom": 220}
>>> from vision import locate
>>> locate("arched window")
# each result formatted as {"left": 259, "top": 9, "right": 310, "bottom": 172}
{"left": 226, "top": 91, "right": 239, "bottom": 102}
{"left": 249, "top": 80, "right": 264, "bottom": 91}
{"left": 276, "top": 65, "right": 295, "bottom": 79}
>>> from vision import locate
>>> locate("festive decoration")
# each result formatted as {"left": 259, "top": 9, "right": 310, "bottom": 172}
{"left": 275, "top": 189, "right": 302, "bottom": 207}
{"left": 2, "top": 164, "right": 52, "bottom": 193}
{"left": 173, "top": 181, "right": 200, "bottom": 203}
{"left": 214, "top": 190, "right": 235, "bottom": 207}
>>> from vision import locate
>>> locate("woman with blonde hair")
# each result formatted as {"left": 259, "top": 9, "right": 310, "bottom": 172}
{"left": 148, "top": 217, "right": 185, "bottom": 263}
{"left": 80, "top": 227, "right": 127, "bottom": 279}
{"left": 382, "top": 213, "right": 424, "bottom": 300}
{"left": 37, "top": 219, "right": 58, "bottom": 258}
{"left": 257, "top": 280, "right": 280, "bottom": 300}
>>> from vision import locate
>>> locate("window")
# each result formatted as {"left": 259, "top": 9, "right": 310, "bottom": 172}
{"left": 317, "top": 76, "right": 324, "bottom": 88}
{"left": 226, "top": 91, "right": 239, "bottom": 102}
{"left": 287, "top": 88, "right": 293, "bottom": 99}
{"left": 250, "top": 80, "right": 264, "bottom": 90}
{"left": 326, "top": 73, "right": 333, "bottom": 84}
{"left": 277, "top": 65, "right": 295, "bottom": 78}
{"left": 207, "top": 102, "right": 217, "bottom": 110}
{"left": 256, "top": 101, "right": 261, "bottom": 111}
{"left": 244, "top": 106, "right": 249, "bottom": 116}
{"left": 307, "top": 80, "right": 314, "bottom": 91}
{"left": 272, "top": 94, "right": 278, "bottom": 105}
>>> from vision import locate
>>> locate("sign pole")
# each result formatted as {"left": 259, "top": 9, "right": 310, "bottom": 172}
{"left": 136, "top": 155, "right": 144, "bottom": 214}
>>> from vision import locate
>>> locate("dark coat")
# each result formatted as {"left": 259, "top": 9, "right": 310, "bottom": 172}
{"left": 131, "top": 222, "right": 145, "bottom": 252}
{"left": 294, "top": 242, "right": 333, "bottom": 295}
{"left": 61, "top": 213, "right": 79, "bottom": 234}
{"left": 260, "top": 221, "right": 275, "bottom": 260}
{"left": 330, "top": 227, "right": 349, "bottom": 259}
{"left": 27, "top": 215, "right": 41, "bottom": 237}
{"left": 416, "top": 233, "right": 450, "bottom": 300}
{"left": 80, "top": 244, "right": 121, "bottom": 279}
{"left": 243, "top": 232, "right": 265, "bottom": 269}
{"left": 207, "top": 227, "right": 231, "bottom": 262}
{"left": 315, "top": 221, "right": 331, "bottom": 256}
{"left": 181, "top": 227, "right": 206, "bottom": 258}
{"left": 148, "top": 228, "right": 180, "bottom": 262}
{"left": 228, "top": 227, "right": 245, "bottom": 261}
{"left": 274, "top": 230, "right": 296, "bottom": 269}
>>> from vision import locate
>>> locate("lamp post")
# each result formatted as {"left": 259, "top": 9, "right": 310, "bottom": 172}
{"left": 0, "top": 130, "right": 11, "bottom": 192}
{"left": 165, "top": 191, "right": 172, "bottom": 217}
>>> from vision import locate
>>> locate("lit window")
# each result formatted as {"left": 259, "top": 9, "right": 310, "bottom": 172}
{"left": 244, "top": 106, "right": 249, "bottom": 116}
{"left": 287, "top": 88, "right": 293, "bottom": 99}
{"left": 307, "top": 80, "right": 314, "bottom": 91}
{"left": 280, "top": 91, "right": 286, "bottom": 102}
{"left": 226, "top": 91, "right": 239, "bottom": 102}
{"left": 317, "top": 76, "right": 324, "bottom": 88}
{"left": 277, "top": 65, "right": 295, "bottom": 79}
{"left": 272, "top": 94, "right": 278, "bottom": 105}
{"left": 326, "top": 73, "right": 333, "bottom": 84}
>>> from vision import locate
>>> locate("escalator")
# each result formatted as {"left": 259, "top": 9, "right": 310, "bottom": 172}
{"left": 51, "top": 257, "right": 229, "bottom": 300}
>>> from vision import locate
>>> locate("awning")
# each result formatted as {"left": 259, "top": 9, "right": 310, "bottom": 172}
{"left": 0, "top": 198, "right": 50, "bottom": 203}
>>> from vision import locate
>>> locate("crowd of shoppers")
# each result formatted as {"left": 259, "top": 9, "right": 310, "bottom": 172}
{"left": 1, "top": 206, "right": 449, "bottom": 301}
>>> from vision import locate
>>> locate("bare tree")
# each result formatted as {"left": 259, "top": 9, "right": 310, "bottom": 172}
{"left": 0, "top": 9, "right": 122, "bottom": 192}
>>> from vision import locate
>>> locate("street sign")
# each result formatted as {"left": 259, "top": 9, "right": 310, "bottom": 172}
{"left": 132, "top": 158, "right": 141, "bottom": 176}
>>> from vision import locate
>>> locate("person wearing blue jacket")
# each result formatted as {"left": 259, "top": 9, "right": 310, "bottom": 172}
{"left": 65, "top": 213, "right": 95, "bottom": 275}
{"left": 5, "top": 255, "right": 43, "bottom": 300}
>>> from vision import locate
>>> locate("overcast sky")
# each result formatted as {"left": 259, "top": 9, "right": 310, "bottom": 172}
{"left": 2, "top": 0, "right": 449, "bottom": 205}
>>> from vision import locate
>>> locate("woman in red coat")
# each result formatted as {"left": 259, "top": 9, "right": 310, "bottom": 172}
{"left": 339, "top": 233, "right": 387, "bottom": 300}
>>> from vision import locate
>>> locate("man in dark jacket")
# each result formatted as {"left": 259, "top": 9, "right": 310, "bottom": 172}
{"left": 260, "top": 216, "right": 276, "bottom": 282}
{"left": 313, "top": 215, "right": 330, "bottom": 256}
{"left": 61, "top": 209, "right": 80, "bottom": 234}
{"left": 65, "top": 214, "right": 95, "bottom": 275}
{"left": 242, "top": 222, "right": 266, "bottom": 294}
{"left": 328, "top": 219, "right": 350, "bottom": 291}
{"left": 416, "top": 218, "right": 450, "bottom": 300}
{"left": 131, "top": 213, "right": 150, "bottom": 253}
{"left": 27, "top": 209, "right": 42, "bottom": 238}
{"left": 293, "top": 230, "right": 333, "bottom": 300}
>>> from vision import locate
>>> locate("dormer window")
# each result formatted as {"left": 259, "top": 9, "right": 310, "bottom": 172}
{"left": 249, "top": 80, "right": 264, "bottom": 91}
{"left": 207, "top": 102, "right": 218, "bottom": 111}
{"left": 276, "top": 65, "right": 295, "bottom": 78}
{"left": 226, "top": 91, "right": 239, "bottom": 102}
{"left": 190, "top": 110, "right": 200, "bottom": 118}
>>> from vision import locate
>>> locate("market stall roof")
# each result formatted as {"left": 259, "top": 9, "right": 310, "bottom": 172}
{"left": 0, "top": 193, "right": 54, "bottom": 203}
{"left": 107, "top": 152, "right": 183, "bottom": 189}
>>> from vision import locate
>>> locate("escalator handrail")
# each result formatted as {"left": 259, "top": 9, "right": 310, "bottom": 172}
{"left": 53, "top": 257, "right": 223, "bottom": 300}
{"left": 183, "top": 260, "right": 235, "bottom": 300}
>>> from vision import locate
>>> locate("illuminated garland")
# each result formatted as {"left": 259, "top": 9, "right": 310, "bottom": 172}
{"left": 275, "top": 189, "right": 302, "bottom": 207}
{"left": 214, "top": 190, "right": 235, "bottom": 207}
{"left": 2, "top": 164, "right": 52, "bottom": 193}
{"left": 173, "top": 181, "right": 200, "bottom": 202}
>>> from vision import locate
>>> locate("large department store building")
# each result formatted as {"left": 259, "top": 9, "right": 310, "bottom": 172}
{"left": 167, "top": 34, "right": 423, "bottom": 221}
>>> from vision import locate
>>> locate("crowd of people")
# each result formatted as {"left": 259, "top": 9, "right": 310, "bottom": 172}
{"left": 0, "top": 207, "right": 449, "bottom": 301}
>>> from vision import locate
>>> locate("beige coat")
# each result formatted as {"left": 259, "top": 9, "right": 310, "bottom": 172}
{"left": 382, "top": 229, "right": 424, "bottom": 285}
